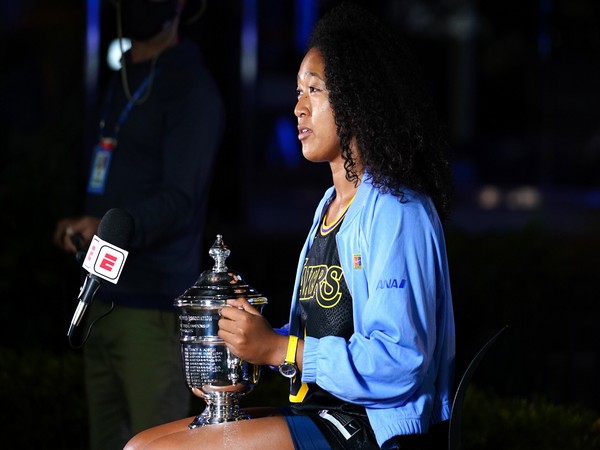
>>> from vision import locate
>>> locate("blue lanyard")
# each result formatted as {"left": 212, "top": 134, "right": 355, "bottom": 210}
{"left": 98, "top": 69, "right": 159, "bottom": 142}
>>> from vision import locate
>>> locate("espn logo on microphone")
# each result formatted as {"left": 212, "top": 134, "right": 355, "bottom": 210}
{"left": 82, "top": 235, "right": 129, "bottom": 284}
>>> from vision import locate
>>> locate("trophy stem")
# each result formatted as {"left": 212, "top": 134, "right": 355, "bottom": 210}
{"left": 188, "top": 392, "right": 250, "bottom": 428}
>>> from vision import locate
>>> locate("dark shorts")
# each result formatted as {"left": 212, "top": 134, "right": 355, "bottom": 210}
{"left": 279, "top": 406, "right": 448, "bottom": 450}
{"left": 279, "top": 406, "right": 378, "bottom": 450}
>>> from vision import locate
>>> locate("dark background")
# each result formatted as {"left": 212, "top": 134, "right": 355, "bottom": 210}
{"left": 1, "top": 0, "right": 600, "bottom": 446}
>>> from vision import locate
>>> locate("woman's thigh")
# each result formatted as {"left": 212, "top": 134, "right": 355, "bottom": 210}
{"left": 125, "top": 407, "right": 294, "bottom": 450}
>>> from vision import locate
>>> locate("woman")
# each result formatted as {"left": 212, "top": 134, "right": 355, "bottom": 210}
{"left": 125, "top": 3, "right": 454, "bottom": 449}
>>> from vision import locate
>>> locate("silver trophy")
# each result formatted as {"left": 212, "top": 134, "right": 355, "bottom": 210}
{"left": 174, "top": 235, "right": 268, "bottom": 428}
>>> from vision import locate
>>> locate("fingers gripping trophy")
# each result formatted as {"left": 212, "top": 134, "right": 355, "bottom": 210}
{"left": 174, "top": 235, "right": 268, "bottom": 428}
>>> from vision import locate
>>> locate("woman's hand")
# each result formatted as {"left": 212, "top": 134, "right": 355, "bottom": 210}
{"left": 218, "top": 298, "right": 287, "bottom": 366}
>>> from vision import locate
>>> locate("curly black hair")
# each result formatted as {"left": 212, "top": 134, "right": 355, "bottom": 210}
{"left": 308, "top": 2, "right": 453, "bottom": 220}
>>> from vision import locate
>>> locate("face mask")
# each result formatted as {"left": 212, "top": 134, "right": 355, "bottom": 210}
{"left": 121, "top": 0, "right": 177, "bottom": 41}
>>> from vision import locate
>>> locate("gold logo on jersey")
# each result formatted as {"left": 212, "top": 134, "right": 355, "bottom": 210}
{"left": 299, "top": 264, "right": 344, "bottom": 308}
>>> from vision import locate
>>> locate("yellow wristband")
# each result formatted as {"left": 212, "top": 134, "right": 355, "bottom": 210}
{"left": 279, "top": 335, "right": 299, "bottom": 378}
{"left": 285, "top": 335, "right": 299, "bottom": 364}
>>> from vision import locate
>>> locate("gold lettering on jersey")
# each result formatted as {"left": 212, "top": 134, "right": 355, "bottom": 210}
{"left": 299, "top": 263, "right": 344, "bottom": 308}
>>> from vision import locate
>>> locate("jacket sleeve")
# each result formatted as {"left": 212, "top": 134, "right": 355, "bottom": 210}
{"left": 301, "top": 194, "right": 445, "bottom": 408}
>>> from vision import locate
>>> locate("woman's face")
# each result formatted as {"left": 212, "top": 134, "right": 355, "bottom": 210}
{"left": 294, "top": 48, "right": 342, "bottom": 164}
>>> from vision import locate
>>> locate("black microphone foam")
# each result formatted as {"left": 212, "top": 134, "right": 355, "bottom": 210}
{"left": 97, "top": 208, "right": 135, "bottom": 249}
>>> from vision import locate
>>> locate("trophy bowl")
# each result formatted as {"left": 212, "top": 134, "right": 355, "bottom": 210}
{"left": 174, "top": 235, "right": 268, "bottom": 428}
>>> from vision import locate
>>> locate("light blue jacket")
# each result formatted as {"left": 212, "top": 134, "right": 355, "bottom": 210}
{"left": 286, "top": 176, "right": 455, "bottom": 448}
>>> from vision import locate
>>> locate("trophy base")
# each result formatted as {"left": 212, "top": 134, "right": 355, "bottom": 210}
{"left": 188, "top": 408, "right": 251, "bottom": 428}
{"left": 188, "top": 389, "right": 251, "bottom": 428}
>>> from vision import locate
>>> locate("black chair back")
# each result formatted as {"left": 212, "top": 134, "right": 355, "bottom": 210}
{"left": 448, "top": 325, "right": 509, "bottom": 450}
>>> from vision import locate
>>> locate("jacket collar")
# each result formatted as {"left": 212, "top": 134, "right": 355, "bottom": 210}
{"left": 338, "top": 172, "right": 372, "bottom": 231}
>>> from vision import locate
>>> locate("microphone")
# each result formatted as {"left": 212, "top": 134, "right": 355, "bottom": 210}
{"left": 70, "top": 232, "right": 87, "bottom": 265}
{"left": 67, "top": 208, "right": 135, "bottom": 339}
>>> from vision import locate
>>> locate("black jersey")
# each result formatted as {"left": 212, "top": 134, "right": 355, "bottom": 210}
{"left": 291, "top": 204, "right": 356, "bottom": 409}
{"left": 299, "top": 214, "right": 354, "bottom": 340}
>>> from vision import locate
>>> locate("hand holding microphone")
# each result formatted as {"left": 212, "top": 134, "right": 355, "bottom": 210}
{"left": 67, "top": 208, "right": 134, "bottom": 340}
{"left": 54, "top": 216, "right": 101, "bottom": 254}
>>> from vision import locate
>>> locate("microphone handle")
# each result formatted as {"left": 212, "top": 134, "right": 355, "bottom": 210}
{"left": 67, "top": 274, "right": 102, "bottom": 338}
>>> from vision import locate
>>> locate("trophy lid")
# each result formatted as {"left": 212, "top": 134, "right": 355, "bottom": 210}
{"left": 174, "top": 235, "right": 267, "bottom": 306}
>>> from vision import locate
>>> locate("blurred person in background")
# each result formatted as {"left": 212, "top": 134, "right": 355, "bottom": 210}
{"left": 54, "top": 1, "right": 224, "bottom": 448}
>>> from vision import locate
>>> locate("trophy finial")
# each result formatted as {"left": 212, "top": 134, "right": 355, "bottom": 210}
{"left": 209, "top": 234, "right": 230, "bottom": 273}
